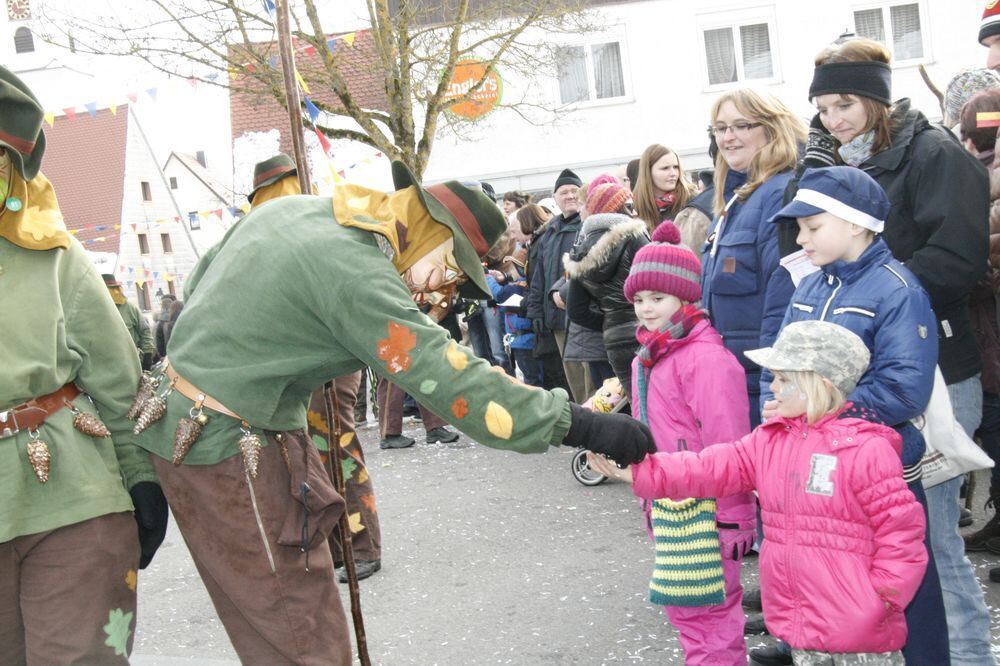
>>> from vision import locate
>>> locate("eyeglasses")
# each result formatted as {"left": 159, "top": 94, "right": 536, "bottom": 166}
{"left": 709, "top": 122, "right": 762, "bottom": 138}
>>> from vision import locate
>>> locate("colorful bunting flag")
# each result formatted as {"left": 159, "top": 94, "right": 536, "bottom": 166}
{"left": 295, "top": 69, "right": 311, "bottom": 94}
{"left": 304, "top": 97, "right": 320, "bottom": 122}
{"left": 343, "top": 32, "right": 356, "bottom": 47}
{"left": 63, "top": 107, "right": 76, "bottom": 121}
{"left": 85, "top": 102, "right": 98, "bottom": 118}
{"left": 43, "top": 111, "right": 54, "bottom": 127}
{"left": 146, "top": 88, "right": 158, "bottom": 100}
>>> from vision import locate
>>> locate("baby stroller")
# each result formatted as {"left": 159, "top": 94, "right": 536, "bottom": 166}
{"left": 571, "top": 377, "right": 629, "bottom": 486}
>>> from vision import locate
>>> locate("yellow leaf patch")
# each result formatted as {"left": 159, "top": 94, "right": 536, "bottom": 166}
{"left": 446, "top": 341, "right": 469, "bottom": 371}
{"left": 348, "top": 512, "right": 365, "bottom": 533}
{"left": 484, "top": 401, "right": 513, "bottom": 440}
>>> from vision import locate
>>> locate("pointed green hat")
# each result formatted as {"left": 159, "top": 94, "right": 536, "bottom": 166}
{"left": 0, "top": 66, "right": 46, "bottom": 180}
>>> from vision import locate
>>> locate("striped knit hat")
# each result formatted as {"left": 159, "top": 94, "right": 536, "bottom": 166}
{"left": 587, "top": 181, "right": 631, "bottom": 215}
{"left": 624, "top": 221, "right": 700, "bottom": 303}
{"left": 981, "top": 0, "right": 1000, "bottom": 45}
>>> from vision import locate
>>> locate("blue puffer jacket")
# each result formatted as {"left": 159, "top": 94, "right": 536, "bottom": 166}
{"left": 702, "top": 169, "right": 796, "bottom": 424}
{"left": 486, "top": 273, "right": 534, "bottom": 350}
{"left": 769, "top": 238, "right": 938, "bottom": 467}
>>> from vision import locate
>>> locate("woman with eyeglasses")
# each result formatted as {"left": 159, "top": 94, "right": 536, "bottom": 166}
{"left": 701, "top": 89, "right": 806, "bottom": 430}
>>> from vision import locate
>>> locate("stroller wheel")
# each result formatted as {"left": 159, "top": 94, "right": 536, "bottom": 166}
{"left": 571, "top": 448, "right": 607, "bottom": 486}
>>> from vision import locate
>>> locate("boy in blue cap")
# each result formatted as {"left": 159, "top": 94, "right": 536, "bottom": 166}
{"left": 764, "top": 165, "right": 950, "bottom": 662}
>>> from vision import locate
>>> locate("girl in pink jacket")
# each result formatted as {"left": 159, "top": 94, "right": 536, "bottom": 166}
{"left": 589, "top": 320, "right": 927, "bottom": 664}
{"left": 619, "top": 222, "right": 756, "bottom": 665}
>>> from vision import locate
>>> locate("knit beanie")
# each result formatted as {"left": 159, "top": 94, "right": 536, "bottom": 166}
{"left": 624, "top": 221, "right": 701, "bottom": 302}
{"left": 944, "top": 68, "right": 1000, "bottom": 126}
{"left": 981, "top": 0, "right": 1000, "bottom": 45}
{"left": 588, "top": 181, "right": 631, "bottom": 215}
{"left": 554, "top": 167, "right": 582, "bottom": 191}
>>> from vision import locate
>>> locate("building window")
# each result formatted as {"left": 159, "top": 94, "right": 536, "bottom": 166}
{"left": 854, "top": 2, "right": 924, "bottom": 61}
{"left": 137, "top": 233, "right": 150, "bottom": 255}
{"left": 169, "top": 176, "right": 178, "bottom": 190}
{"left": 140, "top": 181, "right": 152, "bottom": 202}
{"left": 188, "top": 211, "right": 201, "bottom": 231}
{"left": 702, "top": 21, "right": 774, "bottom": 86}
{"left": 556, "top": 40, "right": 626, "bottom": 105}
{"left": 161, "top": 233, "right": 173, "bottom": 254}
{"left": 136, "top": 283, "right": 151, "bottom": 311}
{"left": 13, "top": 27, "right": 33, "bottom": 54}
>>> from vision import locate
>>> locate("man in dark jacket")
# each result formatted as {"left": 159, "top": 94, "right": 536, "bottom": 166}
{"left": 527, "top": 168, "right": 588, "bottom": 401}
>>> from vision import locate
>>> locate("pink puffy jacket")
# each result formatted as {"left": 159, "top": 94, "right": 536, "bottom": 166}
{"left": 631, "top": 411, "right": 927, "bottom": 653}
{"left": 631, "top": 320, "right": 756, "bottom": 537}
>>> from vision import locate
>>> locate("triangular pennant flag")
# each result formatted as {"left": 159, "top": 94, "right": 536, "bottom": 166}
{"left": 240, "top": 202, "right": 251, "bottom": 214}
{"left": 136, "top": 279, "right": 145, "bottom": 287}
{"left": 188, "top": 77, "right": 198, "bottom": 89}
{"left": 108, "top": 103, "right": 118, "bottom": 115}
{"left": 146, "top": 88, "right": 158, "bottom": 101}
{"left": 268, "top": 56, "right": 278, "bottom": 70}
{"left": 85, "top": 102, "right": 98, "bottom": 118}
{"left": 228, "top": 68, "right": 239, "bottom": 81}
{"left": 375, "top": 151, "right": 382, "bottom": 158}
{"left": 326, "top": 38, "right": 337, "bottom": 55}
{"left": 264, "top": 0, "right": 276, "bottom": 14}
{"left": 153, "top": 272, "right": 160, "bottom": 278}
{"left": 166, "top": 273, "right": 174, "bottom": 282}
{"left": 43, "top": 111, "right": 54, "bottom": 127}
{"left": 245, "top": 63, "right": 257, "bottom": 74}
{"left": 338, "top": 170, "right": 346, "bottom": 178}
{"left": 314, "top": 128, "right": 332, "bottom": 153}
{"left": 128, "top": 267, "right": 135, "bottom": 273}
{"left": 343, "top": 32, "right": 356, "bottom": 47}
{"left": 214, "top": 208, "right": 223, "bottom": 218}
{"left": 304, "top": 44, "right": 316, "bottom": 56}
{"left": 127, "top": 92, "right": 138, "bottom": 104}
{"left": 131, "top": 224, "right": 137, "bottom": 232}
{"left": 294, "top": 69, "right": 311, "bottom": 94}
{"left": 63, "top": 107, "right": 77, "bottom": 121}
{"left": 304, "top": 97, "right": 320, "bottom": 123}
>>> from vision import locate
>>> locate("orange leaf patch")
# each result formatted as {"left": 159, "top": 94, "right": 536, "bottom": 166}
{"left": 360, "top": 494, "right": 377, "bottom": 513}
{"left": 376, "top": 321, "right": 417, "bottom": 374}
{"left": 451, "top": 396, "right": 469, "bottom": 419}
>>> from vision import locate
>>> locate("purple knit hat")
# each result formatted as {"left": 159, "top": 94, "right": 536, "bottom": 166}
{"left": 624, "top": 221, "right": 701, "bottom": 303}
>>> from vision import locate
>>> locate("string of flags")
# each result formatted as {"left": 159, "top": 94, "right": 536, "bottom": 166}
{"left": 42, "top": 88, "right": 161, "bottom": 127}
{"left": 229, "top": 29, "right": 360, "bottom": 81}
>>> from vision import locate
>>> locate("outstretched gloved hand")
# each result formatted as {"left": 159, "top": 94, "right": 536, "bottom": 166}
{"left": 563, "top": 403, "right": 656, "bottom": 466}
{"left": 130, "top": 481, "right": 169, "bottom": 569}
{"left": 802, "top": 112, "right": 838, "bottom": 169}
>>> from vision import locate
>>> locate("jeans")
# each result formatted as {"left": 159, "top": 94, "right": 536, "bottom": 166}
{"left": 481, "top": 304, "right": 511, "bottom": 372}
{"left": 978, "top": 391, "right": 1000, "bottom": 491}
{"left": 928, "top": 375, "right": 992, "bottom": 666}
{"left": 512, "top": 347, "right": 543, "bottom": 387}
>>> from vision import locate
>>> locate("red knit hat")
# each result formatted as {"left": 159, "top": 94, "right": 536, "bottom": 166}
{"left": 588, "top": 181, "right": 631, "bottom": 215}
{"left": 623, "top": 221, "right": 701, "bottom": 303}
{"left": 981, "top": 0, "right": 1000, "bottom": 45}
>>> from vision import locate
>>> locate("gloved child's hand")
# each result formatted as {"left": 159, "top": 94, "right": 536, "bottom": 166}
{"left": 586, "top": 452, "right": 633, "bottom": 482}
{"left": 564, "top": 403, "right": 655, "bottom": 466}
{"left": 718, "top": 525, "right": 756, "bottom": 561}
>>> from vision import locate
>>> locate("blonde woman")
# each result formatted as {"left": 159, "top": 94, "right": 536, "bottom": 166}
{"left": 701, "top": 88, "right": 806, "bottom": 428}
{"left": 633, "top": 144, "right": 695, "bottom": 231}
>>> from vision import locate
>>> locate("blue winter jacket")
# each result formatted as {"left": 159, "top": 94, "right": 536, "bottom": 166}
{"left": 486, "top": 273, "right": 534, "bottom": 350}
{"left": 767, "top": 238, "right": 938, "bottom": 467}
{"left": 701, "top": 169, "right": 796, "bottom": 424}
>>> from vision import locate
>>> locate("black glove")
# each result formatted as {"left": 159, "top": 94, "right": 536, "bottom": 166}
{"left": 130, "top": 481, "right": 169, "bottom": 569}
{"left": 563, "top": 403, "right": 656, "bottom": 466}
{"left": 802, "top": 112, "right": 837, "bottom": 169}
{"left": 531, "top": 318, "right": 545, "bottom": 336}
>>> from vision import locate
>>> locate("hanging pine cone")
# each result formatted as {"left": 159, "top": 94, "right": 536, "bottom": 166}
{"left": 172, "top": 417, "right": 203, "bottom": 465}
{"left": 133, "top": 394, "right": 166, "bottom": 435}
{"left": 26, "top": 438, "right": 51, "bottom": 483}
{"left": 239, "top": 430, "right": 263, "bottom": 479}
{"left": 72, "top": 412, "right": 112, "bottom": 439}
{"left": 127, "top": 374, "right": 158, "bottom": 421}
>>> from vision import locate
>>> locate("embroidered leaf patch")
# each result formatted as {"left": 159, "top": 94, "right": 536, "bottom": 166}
{"left": 312, "top": 434, "right": 329, "bottom": 452}
{"left": 451, "top": 396, "right": 469, "bottom": 419}
{"left": 348, "top": 512, "right": 365, "bottom": 533}
{"left": 340, "top": 432, "right": 354, "bottom": 448}
{"left": 377, "top": 321, "right": 417, "bottom": 374}
{"left": 307, "top": 410, "right": 329, "bottom": 436}
{"left": 342, "top": 456, "right": 358, "bottom": 480}
{"left": 419, "top": 379, "right": 438, "bottom": 395}
{"left": 360, "top": 494, "right": 377, "bottom": 513}
{"left": 103, "top": 608, "right": 134, "bottom": 657}
{"left": 124, "top": 570, "right": 137, "bottom": 593}
{"left": 357, "top": 467, "right": 369, "bottom": 484}
{"left": 485, "top": 401, "right": 513, "bottom": 439}
{"left": 446, "top": 341, "right": 469, "bottom": 371}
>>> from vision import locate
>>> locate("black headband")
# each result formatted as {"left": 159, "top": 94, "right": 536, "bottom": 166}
{"left": 809, "top": 61, "right": 892, "bottom": 106}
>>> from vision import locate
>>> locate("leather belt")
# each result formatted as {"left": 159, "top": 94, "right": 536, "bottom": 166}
{"left": 0, "top": 383, "right": 81, "bottom": 438}
{"left": 162, "top": 358, "right": 241, "bottom": 420}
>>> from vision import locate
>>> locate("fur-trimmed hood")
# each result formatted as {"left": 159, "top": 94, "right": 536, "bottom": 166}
{"left": 564, "top": 214, "right": 648, "bottom": 280}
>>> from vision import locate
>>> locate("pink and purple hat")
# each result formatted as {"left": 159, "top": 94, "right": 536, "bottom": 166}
{"left": 623, "top": 221, "right": 701, "bottom": 303}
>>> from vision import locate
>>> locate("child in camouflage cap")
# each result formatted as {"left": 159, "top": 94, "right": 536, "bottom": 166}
{"left": 588, "top": 320, "right": 927, "bottom": 664}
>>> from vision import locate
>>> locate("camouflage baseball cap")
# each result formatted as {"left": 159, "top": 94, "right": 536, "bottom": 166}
{"left": 744, "top": 320, "right": 870, "bottom": 395}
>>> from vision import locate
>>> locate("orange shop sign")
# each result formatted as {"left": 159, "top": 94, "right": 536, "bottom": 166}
{"left": 443, "top": 60, "right": 502, "bottom": 120}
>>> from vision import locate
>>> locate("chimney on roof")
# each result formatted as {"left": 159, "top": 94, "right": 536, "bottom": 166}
{"left": 195, "top": 150, "right": 206, "bottom": 167}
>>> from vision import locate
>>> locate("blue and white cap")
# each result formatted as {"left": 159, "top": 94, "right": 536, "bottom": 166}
{"left": 768, "top": 166, "right": 891, "bottom": 233}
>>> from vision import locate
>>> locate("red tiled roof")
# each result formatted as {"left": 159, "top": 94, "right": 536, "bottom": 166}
{"left": 43, "top": 108, "right": 128, "bottom": 255}
{"left": 230, "top": 30, "right": 387, "bottom": 154}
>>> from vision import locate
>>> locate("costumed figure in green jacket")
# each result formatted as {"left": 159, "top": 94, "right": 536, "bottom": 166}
{"left": 0, "top": 66, "right": 168, "bottom": 664}
{"left": 103, "top": 272, "right": 156, "bottom": 370}
{"left": 132, "top": 158, "right": 653, "bottom": 664}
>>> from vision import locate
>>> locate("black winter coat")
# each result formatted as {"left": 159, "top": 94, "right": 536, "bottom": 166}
{"left": 858, "top": 100, "right": 989, "bottom": 384}
{"left": 564, "top": 214, "right": 649, "bottom": 351}
{"left": 526, "top": 212, "right": 581, "bottom": 331}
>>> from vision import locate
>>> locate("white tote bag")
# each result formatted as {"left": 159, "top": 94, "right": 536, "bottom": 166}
{"left": 917, "top": 368, "right": 994, "bottom": 489}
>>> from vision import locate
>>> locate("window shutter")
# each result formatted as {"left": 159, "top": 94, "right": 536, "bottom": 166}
{"left": 740, "top": 23, "right": 773, "bottom": 79}
{"left": 891, "top": 3, "right": 923, "bottom": 59}
{"left": 704, "top": 28, "right": 737, "bottom": 85}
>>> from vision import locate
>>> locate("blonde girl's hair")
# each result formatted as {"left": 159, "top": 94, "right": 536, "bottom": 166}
{"left": 711, "top": 89, "right": 807, "bottom": 216}
{"left": 577, "top": 181, "right": 590, "bottom": 207}
{"left": 814, "top": 38, "right": 895, "bottom": 155}
{"left": 775, "top": 370, "right": 846, "bottom": 424}
{"left": 517, "top": 203, "right": 551, "bottom": 237}
{"left": 634, "top": 144, "right": 695, "bottom": 232}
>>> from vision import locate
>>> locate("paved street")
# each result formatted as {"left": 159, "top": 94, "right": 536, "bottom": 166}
{"left": 132, "top": 419, "right": 1000, "bottom": 665}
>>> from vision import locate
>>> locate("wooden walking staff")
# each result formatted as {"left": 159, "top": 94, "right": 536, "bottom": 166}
{"left": 272, "top": 1, "right": 370, "bottom": 663}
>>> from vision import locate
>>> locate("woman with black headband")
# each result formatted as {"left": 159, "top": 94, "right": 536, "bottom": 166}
{"left": 789, "top": 37, "right": 990, "bottom": 666}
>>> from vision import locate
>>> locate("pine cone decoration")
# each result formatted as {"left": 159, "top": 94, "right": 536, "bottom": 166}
{"left": 133, "top": 394, "right": 166, "bottom": 435}
{"left": 73, "top": 412, "right": 112, "bottom": 439}
{"left": 239, "top": 431, "right": 263, "bottom": 479}
{"left": 26, "top": 438, "right": 51, "bottom": 483}
{"left": 172, "top": 417, "right": 203, "bottom": 465}
{"left": 127, "top": 374, "right": 158, "bottom": 421}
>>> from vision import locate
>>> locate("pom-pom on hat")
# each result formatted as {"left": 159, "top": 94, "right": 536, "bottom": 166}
{"left": 981, "top": 0, "right": 1000, "bottom": 45}
{"left": 624, "top": 221, "right": 701, "bottom": 303}
{"left": 588, "top": 181, "right": 631, "bottom": 215}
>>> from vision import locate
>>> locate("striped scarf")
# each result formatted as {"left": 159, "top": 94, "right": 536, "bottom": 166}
{"left": 635, "top": 303, "right": 725, "bottom": 608}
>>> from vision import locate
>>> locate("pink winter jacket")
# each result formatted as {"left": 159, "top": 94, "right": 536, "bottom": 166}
{"left": 631, "top": 411, "right": 927, "bottom": 654}
{"left": 631, "top": 319, "right": 756, "bottom": 533}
